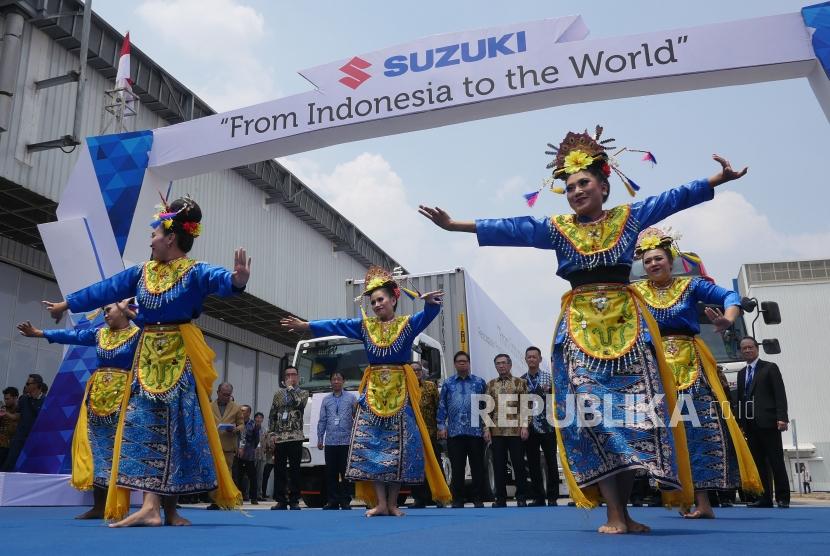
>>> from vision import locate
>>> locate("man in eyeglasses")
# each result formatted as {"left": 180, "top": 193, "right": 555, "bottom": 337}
{"left": 269, "top": 366, "right": 308, "bottom": 510}
{"left": 2, "top": 374, "right": 46, "bottom": 471}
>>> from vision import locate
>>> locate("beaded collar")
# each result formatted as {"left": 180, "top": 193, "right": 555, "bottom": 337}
{"left": 550, "top": 205, "right": 639, "bottom": 270}
{"left": 137, "top": 258, "right": 198, "bottom": 309}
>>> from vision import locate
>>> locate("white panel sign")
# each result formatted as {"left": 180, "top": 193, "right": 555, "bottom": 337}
{"left": 147, "top": 12, "right": 818, "bottom": 180}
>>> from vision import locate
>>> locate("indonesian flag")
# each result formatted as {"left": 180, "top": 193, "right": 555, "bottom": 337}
{"left": 115, "top": 32, "right": 132, "bottom": 90}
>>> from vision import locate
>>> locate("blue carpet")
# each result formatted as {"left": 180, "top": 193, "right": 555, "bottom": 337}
{"left": 2, "top": 506, "right": 829, "bottom": 555}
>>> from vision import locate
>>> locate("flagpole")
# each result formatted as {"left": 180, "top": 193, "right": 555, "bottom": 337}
{"left": 72, "top": 0, "right": 92, "bottom": 143}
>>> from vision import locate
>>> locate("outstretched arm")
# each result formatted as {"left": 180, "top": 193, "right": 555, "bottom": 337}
{"left": 418, "top": 206, "right": 476, "bottom": 233}
{"left": 707, "top": 154, "right": 748, "bottom": 188}
{"left": 17, "top": 322, "right": 44, "bottom": 338}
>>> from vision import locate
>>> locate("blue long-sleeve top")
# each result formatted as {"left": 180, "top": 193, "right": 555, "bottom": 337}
{"left": 475, "top": 179, "right": 714, "bottom": 280}
{"left": 65, "top": 259, "right": 239, "bottom": 324}
{"left": 316, "top": 390, "right": 358, "bottom": 446}
{"left": 308, "top": 302, "right": 441, "bottom": 364}
{"left": 43, "top": 325, "right": 142, "bottom": 370}
{"left": 635, "top": 276, "right": 742, "bottom": 336}
{"left": 437, "top": 373, "right": 488, "bottom": 437}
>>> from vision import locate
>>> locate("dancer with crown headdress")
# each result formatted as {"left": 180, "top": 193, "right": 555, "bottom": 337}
{"left": 17, "top": 300, "right": 139, "bottom": 520}
{"left": 280, "top": 267, "right": 451, "bottom": 517}
{"left": 41, "top": 196, "right": 250, "bottom": 527}
{"left": 419, "top": 126, "right": 748, "bottom": 533}
{"left": 632, "top": 227, "right": 763, "bottom": 519}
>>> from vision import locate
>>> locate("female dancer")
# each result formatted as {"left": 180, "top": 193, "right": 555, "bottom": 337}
{"left": 632, "top": 228, "right": 762, "bottom": 518}
{"left": 17, "top": 300, "right": 138, "bottom": 519}
{"left": 280, "top": 266, "right": 451, "bottom": 516}
{"left": 42, "top": 197, "right": 250, "bottom": 526}
{"left": 419, "top": 126, "right": 747, "bottom": 533}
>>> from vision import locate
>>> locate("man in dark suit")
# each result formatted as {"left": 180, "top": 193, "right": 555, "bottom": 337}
{"left": 736, "top": 337, "right": 790, "bottom": 508}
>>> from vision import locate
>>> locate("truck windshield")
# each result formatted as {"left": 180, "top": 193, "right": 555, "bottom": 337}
{"left": 696, "top": 303, "right": 746, "bottom": 364}
{"left": 295, "top": 338, "right": 368, "bottom": 393}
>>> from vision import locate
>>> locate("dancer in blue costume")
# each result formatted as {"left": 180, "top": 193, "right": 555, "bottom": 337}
{"left": 632, "top": 228, "right": 762, "bottom": 519}
{"left": 280, "top": 266, "right": 451, "bottom": 517}
{"left": 42, "top": 196, "right": 251, "bottom": 527}
{"left": 17, "top": 300, "right": 139, "bottom": 520}
{"left": 420, "top": 126, "right": 748, "bottom": 534}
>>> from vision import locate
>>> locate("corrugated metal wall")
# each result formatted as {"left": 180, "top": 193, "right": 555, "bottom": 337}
{"left": 173, "top": 169, "right": 368, "bottom": 319}
{"left": 0, "top": 18, "right": 370, "bottom": 320}
{"left": 739, "top": 280, "right": 830, "bottom": 447}
{"left": 0, "top": 19, "right": 162, "bottom": 199}
{"left": 739, "top": 275, "right": 830, "bottom": 490}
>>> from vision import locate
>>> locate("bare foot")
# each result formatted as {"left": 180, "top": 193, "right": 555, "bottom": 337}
{"left": 108, "top": 508, "right": 163, "bottom": 528}
{"left": 598, "top": 520, "right": 628, "bottom": 534}
{"left": 365, "top": 507, "right": 388, "bottom": 517}
{"left": 682, "top": 509, "right": 715, "bottom": 519}
{"left": 625, "top": 516, "right": 651, "bottom": 533}
{"left": 75, "top": 508, "right": 104, "bottom": 520}
{"left": 389, "top": 507, "right": 406, "bottom": 517}
{"left": 164, "top": 512, "right": 192, "bottom": 526}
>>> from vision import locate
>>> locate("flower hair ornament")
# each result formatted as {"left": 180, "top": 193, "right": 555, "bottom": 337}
{"left": 523, "top": 125, "right": 657, "bottom": 207}
{"left": 634, "top": 226, "right": 707, "bottom": 275}
{"left": 150, "top": 192, "right": 202, "bottom": 237}
{"left": 354, "top": 266, "right": 422, "bottom": 305}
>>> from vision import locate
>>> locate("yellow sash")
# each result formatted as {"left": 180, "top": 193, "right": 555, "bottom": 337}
{"left": 354, "top": 364, "right": 451, "bottom": 506}
{"left": 551, "top": 286, "right": 694, "bottom": 510}
{"left": 661, "top": 336, "right": 701, "bottom": 391}
{"left": 70, "top": 377, "right": 95, "bottom": 491}
{"left": 693, "top": 338, "right": 763, "bottom": 495}
{"left": 71, "top": 369, "right": 130, "bottom": 492}
{"left": 104, "top": 324, "right": 241, "bottom": 520}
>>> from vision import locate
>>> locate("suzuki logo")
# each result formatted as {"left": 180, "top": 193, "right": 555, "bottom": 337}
{"left": 338, "top": 57, "right": 372, "bottom": 89}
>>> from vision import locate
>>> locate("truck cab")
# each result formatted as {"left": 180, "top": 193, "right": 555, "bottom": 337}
{"left": 289, "top": 333, "right": 446, "bottom": 507}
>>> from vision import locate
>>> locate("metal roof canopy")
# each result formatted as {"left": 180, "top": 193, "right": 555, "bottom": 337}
{"left": 13, "top": 0, "right": 401, "bottom": 272}
{"left": 0, "top": 0, "right": 404, "bottom": 346}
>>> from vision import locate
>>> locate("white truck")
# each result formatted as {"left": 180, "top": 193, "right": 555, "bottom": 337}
{"left": 292, "top": 268, "right": 542, "bottom": 507}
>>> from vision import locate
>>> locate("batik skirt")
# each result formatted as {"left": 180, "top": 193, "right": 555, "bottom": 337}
{"left": 85, "top": 368, "right": 130, "bottom": 488}
{"left": 662, "top": 335, "right": 739, "bottom": 490}
{"left": 553, "top": 284, "right": 683, "bottom": 490}
{"left": 114, "top": 366, "right": 217, "bottom": 494}
{"left": 345, "top": 397, "right": 425, "bottom": 484}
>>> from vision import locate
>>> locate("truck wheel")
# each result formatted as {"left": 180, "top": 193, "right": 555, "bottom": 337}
{"left": 300, "top": 469, "right": 326, "bottom": 508}
{"left": 485, "top": 446, "right": 496, "bottom": 501}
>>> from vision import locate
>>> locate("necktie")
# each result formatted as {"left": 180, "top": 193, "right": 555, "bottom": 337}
{"left": 745, "top": 364, "right": 755, "bottom": 392}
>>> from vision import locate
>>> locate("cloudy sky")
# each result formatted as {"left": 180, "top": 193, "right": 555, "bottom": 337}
{"left": 95, "top": 0, "right": 830, "bottom": 354}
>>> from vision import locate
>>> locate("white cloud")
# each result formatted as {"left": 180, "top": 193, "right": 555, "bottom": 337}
{"left": 662, "top": 191, "right": 830, "bottom": 285}
{"left": 279, "top": 153, "right": 429, "bottom": 267}
{"left": 135, "top": 0, "right": 279, "bottom": 112}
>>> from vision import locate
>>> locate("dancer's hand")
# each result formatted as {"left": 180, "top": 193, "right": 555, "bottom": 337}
{"left": 418, "top": 206, "right": 476, "bottom": 232}
{"left": 704, "top": 307, "right": 733, "bottom": 333}
{"left": 117, "top": 298, "right": 138, "bottom": 320}
{"left": 17, "top": 321, "right": 44, "bottom": 338}
{"left": 42, "top": 300, "right": 68, "bottom": 323}
{"left": 280, "top": 316, "right": 310, "bottom": 333}
{"left": 231, "top": 247, "right": 252, "bottom": 288}
{"left": 708, "top": 154, "right": 748, "bottom": 187}
{"left": 422, "top": 290, "right": 444, "bottom": 305}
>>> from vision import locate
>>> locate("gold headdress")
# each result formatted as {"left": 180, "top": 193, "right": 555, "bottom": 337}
{"left": 524, "top": 125, "right": 656, "bottom": 206}
{"left": 357, "top": 266, "right": 421, "bottom": 301}
{"left": 634, "top": 227, "right": 676, "bottom": 259}
{"left": 634, "top": 226, "right": 706, "bottom": 275}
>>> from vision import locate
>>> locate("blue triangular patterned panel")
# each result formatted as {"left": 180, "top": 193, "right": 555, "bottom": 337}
{"left": 86, "top": 130, "right": 154, "bottom": 256}
{"left": 16, "top": 317, "right": 103, "bottom": 474}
